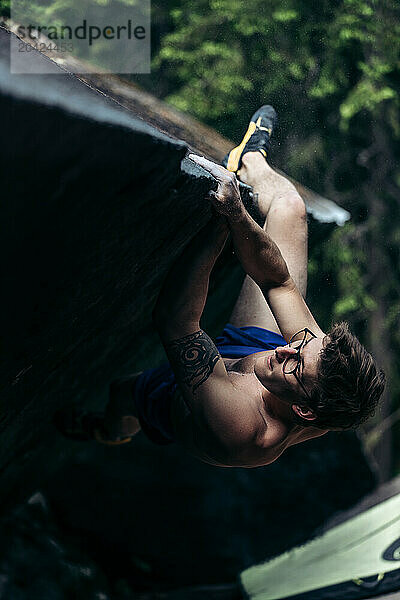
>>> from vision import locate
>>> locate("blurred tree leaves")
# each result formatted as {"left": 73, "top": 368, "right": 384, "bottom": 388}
{"left": 0, "top": 0, "right": 10, "bottom": 17}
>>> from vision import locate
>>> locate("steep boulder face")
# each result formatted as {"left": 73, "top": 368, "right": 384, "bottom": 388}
{"left": 0, "top": 26, "right": 252, "bottom": 509}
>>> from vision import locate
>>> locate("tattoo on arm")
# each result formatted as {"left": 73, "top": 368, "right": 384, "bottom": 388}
{"left": 167, "top": 330, "right": 220, "bottom": 392}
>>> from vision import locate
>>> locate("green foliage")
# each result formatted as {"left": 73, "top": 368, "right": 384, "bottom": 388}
{"left": 151, "top": 0, "right": 400, "bottom": 153}
{"left": 323, "top": 224, "right": 377, "bottom": 320}
{"left": 0, "top": 1, "right": 10, "bottom": 17}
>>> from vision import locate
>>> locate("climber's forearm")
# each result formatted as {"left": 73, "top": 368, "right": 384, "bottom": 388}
{"left": 227, "top": 207, "right": 290, "bottom": 288}
{"left": 153, "top": 217, "right": 229, "bottom": 339}
{"left": 188, "top": 154, "right": 289, "bottom": 288}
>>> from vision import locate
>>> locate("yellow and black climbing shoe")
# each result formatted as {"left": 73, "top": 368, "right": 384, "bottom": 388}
{"left": 222, "top": 105, "right": 278, "bottom": 173}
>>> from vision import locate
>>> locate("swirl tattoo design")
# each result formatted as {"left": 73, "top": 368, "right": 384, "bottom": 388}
{"left": 167, "top": 330, "right": 220, "bottom": 392}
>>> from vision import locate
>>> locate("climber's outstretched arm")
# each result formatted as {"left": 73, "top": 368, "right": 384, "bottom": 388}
{"left": 189, "top": 154, "right": 324, "bottom": 341}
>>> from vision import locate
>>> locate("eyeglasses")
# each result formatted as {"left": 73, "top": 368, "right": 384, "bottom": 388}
{"left": 282, "top": 328, "right": 317, "bottom": 399}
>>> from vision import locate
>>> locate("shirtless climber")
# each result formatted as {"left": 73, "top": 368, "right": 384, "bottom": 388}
{"left": 57, "top": 105, "right": 385, "bottom": 468}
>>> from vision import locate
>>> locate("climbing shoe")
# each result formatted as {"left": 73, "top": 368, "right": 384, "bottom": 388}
{"left": 222, "top": 105, "right": 278, "bottom": 173}
{"left": 54, "top": 405, "right": 132, "bottom": 445}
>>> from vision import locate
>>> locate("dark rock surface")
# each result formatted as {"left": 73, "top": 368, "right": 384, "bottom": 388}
{"left": 0, "top": 26, "right": 250, "bottom": 510}
{"left": 0, "top": 493, "right": 112, "bottom": 599}
{"left": 43, "top": 431, "right": 373, "bottom": 587}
